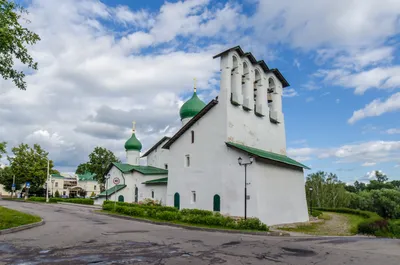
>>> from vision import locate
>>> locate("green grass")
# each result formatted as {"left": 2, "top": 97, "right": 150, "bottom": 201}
{"left": 99, "top": 210, "right": 269, "bottom": 233}
{"left": 279, "top": 212, "right": 367, "bottom": 236}
{"left": 0, "top": 206, "right": 42, "bottom": 230}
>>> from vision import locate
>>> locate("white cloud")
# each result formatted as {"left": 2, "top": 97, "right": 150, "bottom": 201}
{"left": 348, "top": 92, "right": 400, "bottom": 124}
{"left": 288, "top": 140, "right": 400, "bottom": 165}
{"left": 306, "top": 97, "right": 314, "bottom": 102}
{"left": 282, "top": 88, "right": 298, "bottom": 97}
{"left": 302, "top": 81, "right": 320, "bottom": 91}
{"left": 293, "top": 59, "right": 300, "bottom": 69}
{"left": 386, "top": 128, "right": 400, "bottom": 134}
{"left": 252, "top": 0, "right": 400, "bottom": 50}
{"left": 362, "top": 162, "right": 376, "bottom": 167}
{"left": 0, "top": 0, "right": 246, "bottom": 172}
{"left": 357, "top": 170, "right": 386, "bottom": 183}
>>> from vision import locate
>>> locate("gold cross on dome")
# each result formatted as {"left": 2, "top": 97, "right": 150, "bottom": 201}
{"left": 132, "top": 121, "right": 136, "bottom": 132}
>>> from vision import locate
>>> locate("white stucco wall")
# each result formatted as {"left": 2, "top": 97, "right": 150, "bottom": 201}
{"left": 78, "top": 180, "right": 100, "bottom": 197}
{"left": 127, "top": 150, "right": 140, "bottom": 165}
{"left": 146, "top": 138, "right": 170, "bottom": 169}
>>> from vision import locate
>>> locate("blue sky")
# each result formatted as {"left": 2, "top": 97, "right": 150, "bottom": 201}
{"left": 1, "top": 0, "right": 399, "bottom": 183}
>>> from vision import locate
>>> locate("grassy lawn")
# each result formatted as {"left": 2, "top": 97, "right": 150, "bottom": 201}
{"left": 279, "top": 212, "right": 366, "bottom": 236}
{"left": 99, "top": 210, "right": 270, "bottom": 233}
{"left": 0, "top": 206, "right": 42, "bottom": 230}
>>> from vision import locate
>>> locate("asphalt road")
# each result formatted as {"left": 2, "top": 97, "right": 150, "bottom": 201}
{"left": 0, "top": 200, "right": 399, "bottom": 265}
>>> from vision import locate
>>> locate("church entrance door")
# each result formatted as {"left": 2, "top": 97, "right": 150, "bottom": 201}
{"left": 174, "top": 192, "right": 180, "bottom": 209}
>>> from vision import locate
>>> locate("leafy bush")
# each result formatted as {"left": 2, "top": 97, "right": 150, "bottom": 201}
{"left": 101, "top": 202, "right": 269, "bottom": 231}
{"left": 49, "top": 197, "right": 63, "bottom": 203}
{"left": 237, "top": 218, "right": 268, "bottom": 231}
{"left": 388, "top": 219, "right": 400, "bottom": 238}
{"left": 28, "top": 197, "right": 46, "bottom": 202}
{"left": 67, "top": 198, "right": 94, "bottom": 205}
{"left": 141, "top": 198, "right": 161, "bottom": 206}
{"left": 310, "top": 210, "right": 322, "bottom": 217}
{"left": 349, "top": 189, "right": 400, "bottom": 219}
{"left": 156, "top": 211, "right": 181, "bottom": 221}
{"left": 54, "top": 190, "right": 60, "bottom": 198}
{"left": 181, "top": 208, "right": 213, "bottom": 216}
{"left": 90, "top": 192, "right": 95, "bottom": 197}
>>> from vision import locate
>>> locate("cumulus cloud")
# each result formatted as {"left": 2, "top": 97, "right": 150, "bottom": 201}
{"left": 288, "top": 140, "right": 400, "bottom": 165}
{"left": 348, "top": 92, "right": 400, "bottom": 124}
{"left": 385, "top": 128, "right": 400, "bottom": 134}
{"left": 0, "top": 0, "right": 245, "bottom": 172}
{"left": 282, "top": 88, "right": 298, "bottom": 97}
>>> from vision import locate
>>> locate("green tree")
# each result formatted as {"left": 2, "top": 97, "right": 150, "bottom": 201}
{"left": 305, "top": 171, "right": 351, "bottom": 208}
{"left": 390, "top": 180, "right": 400, "bottom": 189}
{"left": 375, "top": 171, "right": 389, "bottom": 183}
{"left": 0, "top": 141, "right": 6, "bottom": 159}
{"left": 345, "top": 185, "right": 357, "bottom": 193}
{"left": 0, "top": 0, "right": 41, "bottom": 90}
{"left": 5, "top": 143, "right": 58, "bottom": 193}
{"left": 354, "top": 180, "right": 366, "bottom": 192}
{"left": 0, "top": 166, "right": 22, "bottom": 191}
{"left": 75, "top": 162, "right": 90, "bottom": 175}
{"left": 83, "top": 147, "right": 120, "bottom": 184}
{"left": 54, "top": 189, "right": 60, "bottom": 198}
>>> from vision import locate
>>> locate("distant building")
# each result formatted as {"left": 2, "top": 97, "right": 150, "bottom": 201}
{"left": 46, "top": 172, "right": 99, "bottom": 198}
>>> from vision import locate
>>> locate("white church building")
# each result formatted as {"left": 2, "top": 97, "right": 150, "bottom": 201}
{"left": 95, "top": 46, "right": 310, "bottom": 226}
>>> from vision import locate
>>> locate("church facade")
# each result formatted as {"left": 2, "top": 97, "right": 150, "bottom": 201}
{"left": 94, "top": 46, "right": 310, "bottom": 226}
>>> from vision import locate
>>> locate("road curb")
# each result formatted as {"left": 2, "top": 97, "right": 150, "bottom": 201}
{"left": 57, "top": 202, "right": 101, "bottom": 209}
{"left": 95, "top": 211, "right": 290, "bottom": 237}
{"left": 0, "top": 220, "right": 45, "bottom": 235}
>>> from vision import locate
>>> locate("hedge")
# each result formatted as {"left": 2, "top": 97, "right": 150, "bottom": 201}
{"left": 102, "top": 202, "right": 268, "bottom": 231}
{"left": 27, "top": 197, "right": 94, "bottom": 205}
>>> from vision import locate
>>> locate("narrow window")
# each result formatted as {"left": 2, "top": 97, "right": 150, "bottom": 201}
{"left": 191, "top": 130, "right": 194, "bottom": 143}
{"left": 94, "top": 185, "right": 96, "bottom": 191}
{"left": 185, "top": 155, "right": 190, "bottom": 167}
{"left": 192, "top": 191, "right": 196, "bottom": 203}
{"left": 151, "top": 190, "right": 154, "bottom": 199}
{"left": 164, "top": 164, "right": 168, "bottom": 170}
{"left": 55, "top": 182, "right": 58, "bottom": 188}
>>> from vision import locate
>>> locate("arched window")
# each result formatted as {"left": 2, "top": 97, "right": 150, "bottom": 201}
{"left": 174, "top": 192, "right": 180, "bottom": 210}
{"left": 213, "top": 194, "right": 220, "bottom": 212}
{"left": 268, "top": 78, "right": 276, "bottom": 108}
{"left": 118, "top": 195, "right": 124, "bottom": 202}
{"left": 254, "top": 69, "right": 261, "bottom": 114}
{"left": 230, "top": 56, "right": 241, "bottom": 105}
{"left": 242, "top": 62, "right": 251, "bottom": 111}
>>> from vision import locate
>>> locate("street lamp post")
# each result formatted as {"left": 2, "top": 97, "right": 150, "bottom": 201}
{"left": 238, "top": 156, "right": 254, "bottom": 220}
{"left": 309, "top": 187, "right": 313, "bottom": 216}
{"left": 46, "top": 160, "right": 50, "bottom": 202}
{"left": 105, "top": 174, "right": 110, "bottom": 201}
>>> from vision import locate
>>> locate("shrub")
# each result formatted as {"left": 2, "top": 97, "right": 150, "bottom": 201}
{"left": 90, "top": 192, "right": 95, "bottom": 197}
{"left": 54, "top": 190, "right": 60, "bottom": 198}
{"left": 237, "top": 218, "right": 268, "bottom": 231}
{"left": 388, "top": 219, "right": 400, "bottom": 238}
{"left": 181, "top": 208, "right": 213, "bottom": 216}
{"left": 310, "top": 210, "right": 322, "bottom": 217}
{"left": 66, "top": 198, "right": 94, "bottom": 205}
{"left": 28, "top": 197, "right": 46, "bottom": 202}
{"left": 49, "top": 198, "right": 63, "bottom": 203}
{"left": 156, "top": 211, "right": 181, "bottom": 221}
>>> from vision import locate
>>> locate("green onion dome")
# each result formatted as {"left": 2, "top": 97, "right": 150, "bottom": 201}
{"left": 179, "top": 91, "right": 206, "bottom": 120}
{"left": 124, "top": 132, "right": 142, "bottom": 151}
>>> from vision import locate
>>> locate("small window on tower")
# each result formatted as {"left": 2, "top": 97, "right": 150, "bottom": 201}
{"left": 151, "top": 190, "right": 154, "bottom": 199}
{"left": 191, "top": 130, "right": 194, "bottom": 143}
{"left": 165, "top": 164, "right": 168, "bottom": 170}
{"left": 185, "top": 155, "right": 190, "bottom": 167}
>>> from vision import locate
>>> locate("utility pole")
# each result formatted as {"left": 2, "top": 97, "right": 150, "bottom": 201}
{"left": 46, "top": 159, "right": 50, "bottom": 202}
{"left": 11, "top": 175, "right": 15, "bottom": 199}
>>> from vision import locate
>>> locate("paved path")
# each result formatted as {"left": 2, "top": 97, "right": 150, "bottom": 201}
{"left": 0, "top": 200, "right": 399, "bottom": 265}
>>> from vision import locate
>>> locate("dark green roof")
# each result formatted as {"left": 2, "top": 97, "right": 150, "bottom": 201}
{"left": 179, "top": 91, "right": 206, "bottom": 120}
{"left": 125, "top": 132, "right": 142, "bottom": 151}
{"left": 142, "top": 177, "right": 168, "bottom": 185}
{"left": 51, "top": 174, "right": 64, "bottom": 179}
{"left": 98, "top": 184, "right": 126, "bottom": 197}
{"left": 78, "top": 172, "right": 96, "bottom": 181}
{"left": 226, "top": 142, "right": 310, "bottom": 169}
{"left": 112, "top": 162, "right": 168, "bottom": 175}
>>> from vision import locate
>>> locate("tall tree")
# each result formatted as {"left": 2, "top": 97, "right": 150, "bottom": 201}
{"left": 0, "top": 141, "right": 6, "bottom": 159}
{"left": 75, "top": 162, "right": 90, "bottom": 175}
{"left": 375, "top": 171, "right": 388, "bottom": 183}
{"left": 4, "top": 143, "right": 57, "bottom": 193}
{"left": 85, "top": 147, "right": 120, "bottom": 184}
{"left": 0, "top": 0, "right": 40, "bottom": 90}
